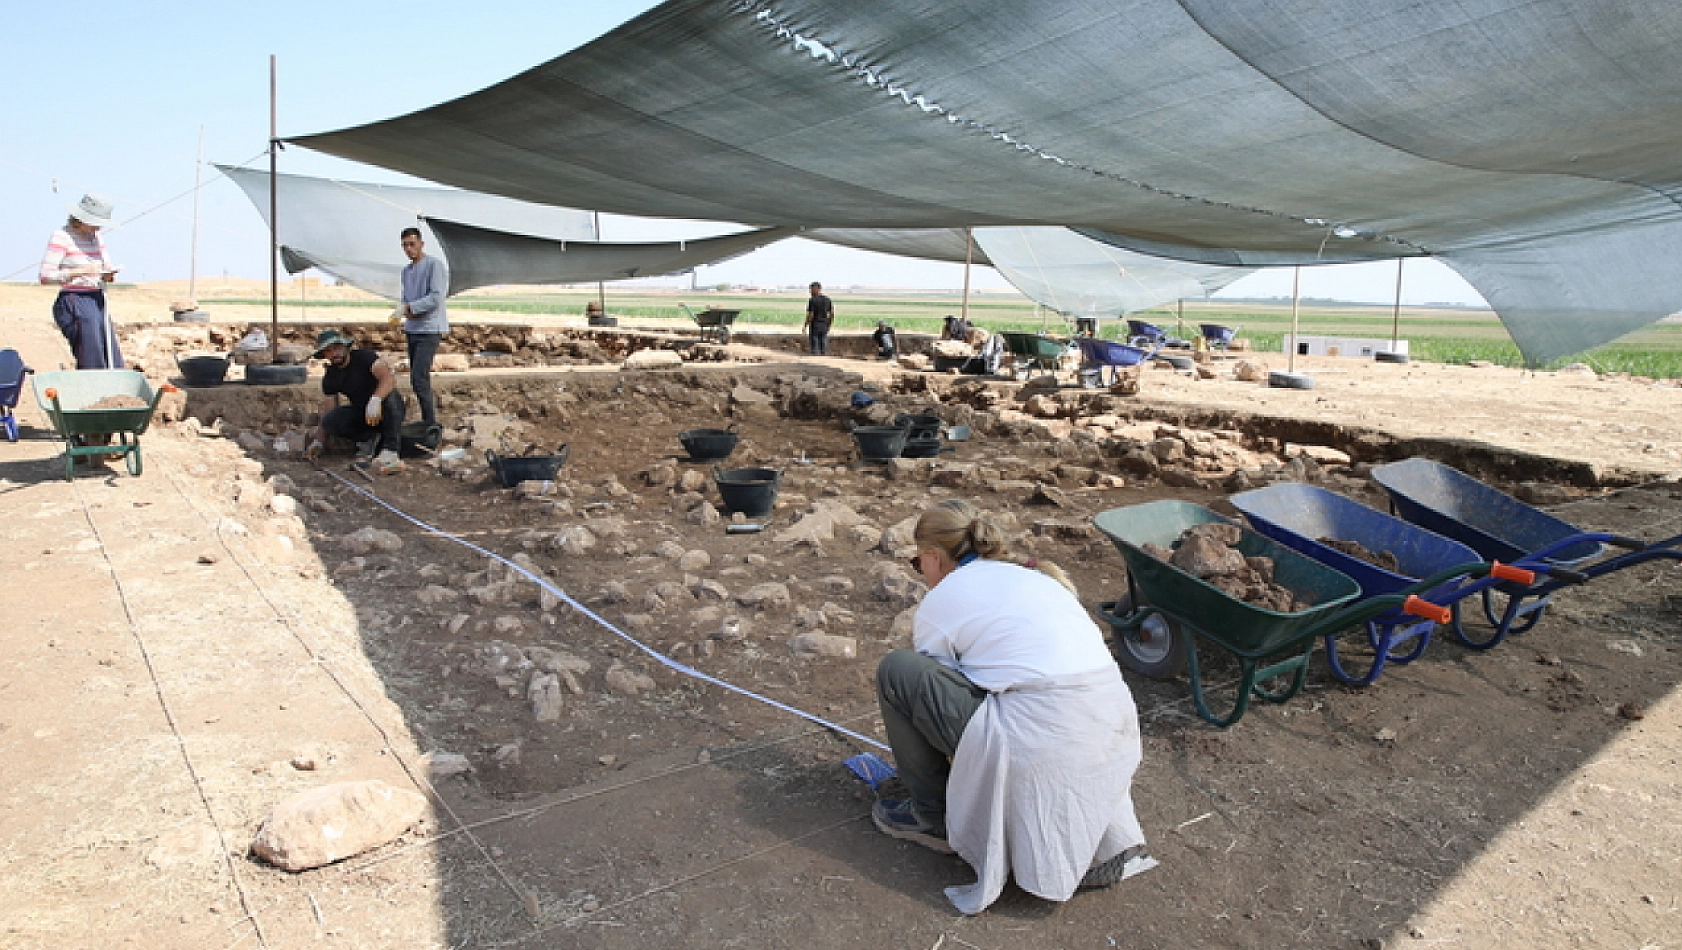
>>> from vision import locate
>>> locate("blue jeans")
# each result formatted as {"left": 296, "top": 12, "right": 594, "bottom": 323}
{"left": 405, "top": 332, "right": 442, "bottom": 425}
{"left": 875, "top": 649, "right": 987, "bottom": 835}
{"left": 808, "top": 324, "right": 831, "bottom": 356}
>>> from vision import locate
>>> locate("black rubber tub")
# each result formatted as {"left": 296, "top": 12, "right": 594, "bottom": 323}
{"left": 678, "top": 425, "right": 739, "bottom": 463}
{"left": 486, "top": 445, "right": 571, "bottom": 488}
{"left": 175, "top": 354, "right": 230, "bottom": 387}
{"left": 902, "top": 436, "right": 944, "bottom": 459}
{"left": 714, "top": 466, "right": 781, "bottom": 518}
{"left": 851, "top": 423, "right": 910, "bottom": 462}
{"left": 892, "top": 412, "right": 943, "bottom": 442}
{"left": 399, "top": 422, "right": 444, "bottom": 458}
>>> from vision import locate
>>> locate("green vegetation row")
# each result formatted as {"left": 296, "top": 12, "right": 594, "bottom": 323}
{"left": 217, "top": 291, "right": 1682, "bottom": 379}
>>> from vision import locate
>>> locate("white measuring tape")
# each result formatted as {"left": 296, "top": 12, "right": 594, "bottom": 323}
{"left": 322, "top": 469, "right": 889, "bottom": 751}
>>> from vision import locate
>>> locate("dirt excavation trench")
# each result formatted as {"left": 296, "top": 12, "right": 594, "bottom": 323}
{"left": 5, "top": 313, "right": 1681, "bottom": 950}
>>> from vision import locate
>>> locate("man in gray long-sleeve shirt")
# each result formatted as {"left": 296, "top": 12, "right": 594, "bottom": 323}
{"left": 398, "top": 227, "right": 449, "bottom": 426}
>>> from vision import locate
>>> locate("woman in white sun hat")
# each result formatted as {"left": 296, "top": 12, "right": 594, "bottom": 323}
{"left": 39, "top": 193, "right": 124, "bottom": 369}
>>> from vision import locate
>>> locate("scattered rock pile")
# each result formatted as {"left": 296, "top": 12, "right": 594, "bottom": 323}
{"left": 1141, "top": 522, "right": 1308, "bottom": 612}
{"left": 1318, "top": 537, "right": 1401, "bottom": 572}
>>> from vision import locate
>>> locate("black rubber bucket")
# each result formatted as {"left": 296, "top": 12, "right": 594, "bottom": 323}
{"left": 399, "top": 422, "right": 443, "bottom": 458}
{"left": 892, "top": 412, "right": 943, "bottom": 442}
{"left": 175, "top": 355, "right": 229, "bottom": 387}
{"left": 902, "top": 436, "right": 944, "bottom": 459}
{"left": 679, "top": 425, "right": 739, "bottom": 463}
{"left": 486, "top": 445, "right": 571, "bottom": 488}
{"left": 714, "top": 466, "right": 781, "bottom": 518}
{"left": 851, "top": 424, "right": 910, "bottom": 462}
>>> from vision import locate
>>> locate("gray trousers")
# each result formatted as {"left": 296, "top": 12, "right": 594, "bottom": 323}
{"left": 405, "top": 332, "right": 442, "bottom": 426}
{"left": 875, "top": 649, "right": 987, "bottom": 835}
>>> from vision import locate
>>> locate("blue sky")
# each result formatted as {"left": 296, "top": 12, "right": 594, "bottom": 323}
{"left": 1, "top": 0, "right": 1485, "bottom": 306}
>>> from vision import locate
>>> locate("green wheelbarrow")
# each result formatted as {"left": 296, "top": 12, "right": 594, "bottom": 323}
{"left": 1093, "top": 500, "right": 1474, "bottom": 727}
{"left": 32, "top": 370, "right": 174, "bottom": 480}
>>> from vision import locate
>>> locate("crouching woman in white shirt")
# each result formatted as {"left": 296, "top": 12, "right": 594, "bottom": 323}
{"left": 874, "top": 499, "right": 1155, "bottom": 914}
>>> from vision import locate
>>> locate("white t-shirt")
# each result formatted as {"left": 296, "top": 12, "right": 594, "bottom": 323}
{"left": 910, "top": 557, "right": 1148, "bottom": 914}
{"left": 913, "top": 559, "right": 1115, "bottom": 689}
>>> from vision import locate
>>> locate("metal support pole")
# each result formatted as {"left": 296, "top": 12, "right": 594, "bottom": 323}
{"left": 268, "top": 54, "right": 279, "bottom": 362}
{"left": 960, "top": 228, "right": 973, "bottom": 325}
{"left": 1288, "top": 265, "right": 1302, "bottom": 374}
{"left": 189, "top": 125, "right": 203, "bottom": 305}
{"left": 1390, "top": 257, "right": 1404, "bottom": 349}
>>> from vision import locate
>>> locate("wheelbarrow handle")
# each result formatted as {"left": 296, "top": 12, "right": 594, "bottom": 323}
{"left": 1537, "top": 565, "right": 1591, "bottom": 585}
{"left": 1487, "top": 561, "right": 1535, "bottom": 585}
{"left": 1400, "top": 595, "right": 1452, "bottom": 625}
{"left": 1605, "top": 534, "right": 1649, "bottom": 551}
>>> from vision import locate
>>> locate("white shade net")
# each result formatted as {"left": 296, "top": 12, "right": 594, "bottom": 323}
{"left": 972, "top": 227, "right": 1253, "bottom": 321}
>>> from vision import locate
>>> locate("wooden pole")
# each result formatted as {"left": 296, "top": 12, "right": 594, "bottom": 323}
{"left": 1288, "top": 265, "right": 1302, "bottom": 374}
{"left": 960, "top": 228, "right": 973, "bottom": 325}
{"left": 1390, "top": 257, "right": 1404, "bottom": 349}
{"left": 268, "top": 54, "right": 279, "bottom": 362}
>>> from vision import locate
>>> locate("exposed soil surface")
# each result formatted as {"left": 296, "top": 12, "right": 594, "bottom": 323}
{"left": 2, "top": 282, "right": 1680, "bottom": 950}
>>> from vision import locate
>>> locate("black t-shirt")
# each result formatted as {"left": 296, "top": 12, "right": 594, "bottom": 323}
{"left": 873, "top": 325, "right": 896, "bottom": 345}
{"left": 322, "top": 348, "right": 381, "bottom": 408}
{"left": 807, "top": 294, "right": 834, "bottom": 328}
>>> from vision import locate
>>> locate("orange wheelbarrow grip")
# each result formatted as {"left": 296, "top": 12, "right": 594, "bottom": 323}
{"left": 44, "top": 388, "right": 57, "bottom": 400}
{"left": 1488, "top": 561, "right": 1536, "bottom": 585}
{"left": 1401, "top": 595, "right": 1452, "bottom": 625}
{"left": 161, "top": 383, "right": 180, "bottom": 393}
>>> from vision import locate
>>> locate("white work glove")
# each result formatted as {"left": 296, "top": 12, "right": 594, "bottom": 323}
{"left": 365, "top": 396, "right": 383, "bottom": 426}
{"left": 304, "top": 439, "right": 324, "bottom": 462}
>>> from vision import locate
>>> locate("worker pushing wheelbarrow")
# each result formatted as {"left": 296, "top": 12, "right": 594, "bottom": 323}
{"left": 31, "top": 368, "right": 173, "bottom": 479}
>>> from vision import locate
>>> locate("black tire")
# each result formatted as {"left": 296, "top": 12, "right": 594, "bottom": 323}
{"left": 244, "top": 364, "right": 308, "bottom": 386}
{"left": 717, "top": 326, "right": 731, "bottom": 345}
{"left": 1159, "top": 355, "right": 1195, "bottom": 371}
{"left": 1374, "top": 351, "right": 1410, "bottom": 364}
{"left": 1105, "top": 593, "right": 1188, "bottom": 679}
{"left": 1267, "top": 371, "right": 1316, "bottom": 390}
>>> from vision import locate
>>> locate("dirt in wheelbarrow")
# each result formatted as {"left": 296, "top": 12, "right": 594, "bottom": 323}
{"left": 4, "top": 281, "right": 1682, "bottom": 950}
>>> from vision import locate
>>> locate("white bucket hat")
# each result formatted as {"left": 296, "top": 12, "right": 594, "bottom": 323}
{"left": 68, "top": 193, "right": 115, "bottom": 228}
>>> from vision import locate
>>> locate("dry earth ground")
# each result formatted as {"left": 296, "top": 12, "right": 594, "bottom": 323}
{"left": 0, "top": 282, "right": 1679, "bottom": 950}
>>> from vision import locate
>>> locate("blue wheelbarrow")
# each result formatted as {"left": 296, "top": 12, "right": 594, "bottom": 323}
{"left": 1198, "top": 323, "right": 1241, "bottom": 352}
{"left": 1372, "top": 459, "right": 1682, "bottom": 648}
{"left": 1075, "top": 337, "right": 1161, "bottom": 388}
{"left": 1230, "top": 483, "right": 1557, "bottom": 684}
{"left": 0, "top": 349, "right": 33, "bottom": 442}
{"left": 1092, "top": 500, "right": 1516, "bottom": 726}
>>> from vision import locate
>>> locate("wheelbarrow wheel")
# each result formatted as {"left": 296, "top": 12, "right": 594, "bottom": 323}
{"left": 1101, "top": 594, "right": 1187, "bottom": 679}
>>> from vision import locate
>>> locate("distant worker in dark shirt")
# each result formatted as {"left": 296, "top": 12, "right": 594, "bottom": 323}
{"left": 305, "top": 330, "right": 406, "bottom": 475}
{"left": 803, "top": 281, "right": 834, "bottom": 356}
{"left": 941, "top": 314, "right": 971, "bottom": 343}
{"left": 873, "top": 320, "right": 898, "bottom": 360}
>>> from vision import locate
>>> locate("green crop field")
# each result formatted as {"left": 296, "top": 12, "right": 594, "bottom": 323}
{"left": 220, "top": 287, "right": 1682, "bottom": 379}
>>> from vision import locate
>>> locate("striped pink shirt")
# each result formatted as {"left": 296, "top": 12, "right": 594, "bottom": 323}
{"left": 39, "top": 227, "right": 111, "bottom": 291}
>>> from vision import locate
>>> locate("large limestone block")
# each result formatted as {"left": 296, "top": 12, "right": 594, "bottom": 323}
{"left": 251, "top": 780, "right": 428, "bottom": 872}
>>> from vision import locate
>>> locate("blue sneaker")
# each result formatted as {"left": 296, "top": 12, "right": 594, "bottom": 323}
{"left": 871, "top": 800, "right": 955, "bottom": 855}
